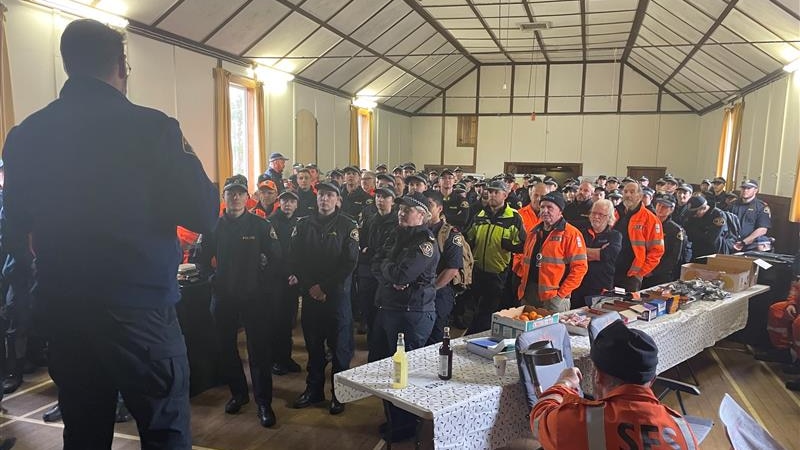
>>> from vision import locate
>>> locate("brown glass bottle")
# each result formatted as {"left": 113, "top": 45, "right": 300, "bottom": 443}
{"left": 438, "top": 327, "right": 453, "bottom": 380}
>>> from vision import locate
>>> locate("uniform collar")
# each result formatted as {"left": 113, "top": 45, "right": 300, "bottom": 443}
{"left": 602, "top": 383, "right": 660, "bottom": 404}
{"left": 60, "top": 76, "right": 127, "bottom": 103}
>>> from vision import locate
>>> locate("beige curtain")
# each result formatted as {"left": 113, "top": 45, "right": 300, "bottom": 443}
{"left": 369, "top": 109, "right": 375, "bottom": 168}
{"left": 790, "top": 153, "right": 800, "bottom": 222}
{"left": 0, "top": 4, "right": 15, "bottom": 154}
{"left": 349, "top": 106, "right": 359, "bottom": 166}
{"left": 213, "top": 67, "right": 232, "bottom": 195}
{"left": 255, "top": 81, "right": 267, "bottom": 173}
{"left": 716, "top": 101, "right": 744, "bottom": 184}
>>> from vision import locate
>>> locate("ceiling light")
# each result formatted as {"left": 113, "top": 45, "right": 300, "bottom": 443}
{"left": 29, "top": 0, "right": 128, "bottom": 28}
{"left": 254, "top": 65, "right": 294, "bottom": 83}
{"left": 783, "top": 58, "right": 800, "bottom": 73}
{"left": 353, "top": 96, "right": 377, "bottom": 109}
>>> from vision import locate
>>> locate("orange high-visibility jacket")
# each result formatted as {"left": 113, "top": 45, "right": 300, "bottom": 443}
{"left": 616, "top": 204, "right": 665, "bottom": 278}
{"left": 517, "top": 218, "right": 588, "bottom": 301}
{"left": 513, "top": 204, "right": 541, "bottom": 277}
{"left": 531, "top": 383, "right": 699, "bottom": 450}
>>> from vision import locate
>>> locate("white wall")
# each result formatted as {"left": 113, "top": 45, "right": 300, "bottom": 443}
{"left": 696, "top": 72, "right": 799, "bottom": 197}
{"left": 2, "top": 0, "right": 411, "bottom": 181}
{"left": 412, "top": 113, "right": 700, "bottom": 179}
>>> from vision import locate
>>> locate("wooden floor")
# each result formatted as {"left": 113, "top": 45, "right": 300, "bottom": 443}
{"left": 0, "top": 326, "right": 798, "bottom": 450}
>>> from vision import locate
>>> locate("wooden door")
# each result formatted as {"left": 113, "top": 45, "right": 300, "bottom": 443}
{"left": 627, "top": 166, "right": 666, "bottom": 182}
{"left": 295, "top": 109, "right": 317, "bottom": 165}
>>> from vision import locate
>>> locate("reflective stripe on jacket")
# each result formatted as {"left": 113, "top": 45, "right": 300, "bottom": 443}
{"left": 616, "top": 204, "right": 665, "bottom": 277}
{"left": 531, "top": 384, "right": 698, "bottom": 450}
{"left": 517, "top": 218, "right": 588, "bottom": 300}
{"left": 513, "top": 204, "right": 541, "bottom": 277}
{"left": 466, "top": 204, "right": 525, "bottom": 274}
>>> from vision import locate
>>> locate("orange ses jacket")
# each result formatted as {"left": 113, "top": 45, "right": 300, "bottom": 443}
{"left": 531, "top": 384, "right": 699, "bottom": 450}
{"left": 616, "top": 204, "right": 665, "bottom": 278}
{"left": 517, "top": 218, "right": 588, "bottom": 301}
{"left": 512, "top": 204, "right": 541, "bottom": 277}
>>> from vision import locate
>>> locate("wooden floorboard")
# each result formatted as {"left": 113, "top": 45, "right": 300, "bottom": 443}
{"left": 0, "top": 328, "right": 797, "bottom": 449}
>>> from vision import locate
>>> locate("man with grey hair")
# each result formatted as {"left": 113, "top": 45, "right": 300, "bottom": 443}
{"left": 572, "top": 199, "right": 622, "bottom": 307}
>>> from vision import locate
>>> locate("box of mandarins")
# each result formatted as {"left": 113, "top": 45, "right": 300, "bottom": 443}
{"left": 491, "top": 306, "right": 560, "bottom": 339}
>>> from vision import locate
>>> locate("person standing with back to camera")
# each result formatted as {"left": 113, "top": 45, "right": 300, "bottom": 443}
{"left": 1, "top": 19, "right": 218, "bottom": 449}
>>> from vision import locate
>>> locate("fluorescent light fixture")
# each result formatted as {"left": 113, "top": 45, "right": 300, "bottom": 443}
{"left": 29, "top": 0, "right": 129, "bottom": 28}
{"left": 353, "top": 96, "right": 377, "bottom": 109}
{"left": 253, "top": 65, "right": 294, "bottom": 83}
{"left": 783, "top": 58, "right": 800, "bottom": 73}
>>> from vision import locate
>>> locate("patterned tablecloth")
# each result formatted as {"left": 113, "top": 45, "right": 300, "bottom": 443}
{"left": 334, "top": 284, "right": 769, "bottom": 449}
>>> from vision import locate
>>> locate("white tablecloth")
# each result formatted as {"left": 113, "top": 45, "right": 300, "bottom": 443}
{"left": 334, "top": 284, "right": 769, "bottom": 449}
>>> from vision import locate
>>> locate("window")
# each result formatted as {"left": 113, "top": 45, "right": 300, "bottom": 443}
{"left": 228, "top": 83, "right": 253, "bottom": 184}
{"left": 457, "top": 115, "right": 477, "bottom": 147}
{"left": 357, "top": 108, "right": 371, "bottom": 169}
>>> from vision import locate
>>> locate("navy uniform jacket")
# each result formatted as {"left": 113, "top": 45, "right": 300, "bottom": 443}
{"left": 564, "top": 199, "right": 592, "bottom": 231}
{"left": 261, "top": 168, "right": 285, "bottom": 193}
{"left": 372, "top": 225, "right": 439, "bottom": 312}
{"left": 649, "top": 219, "right": 689, "bottom": 281}
{"left": 1, "top": 77, "right": 218, "bottom": 308}
{"left": 264, "top": 208, "right": 297, "bottom": 281}
{"left": 341, "top": 186, "right": 371, "bottom": 221}
{"left": 430, "top": 220, "right": 465, "bottom": 274}
{"left": 289, "top": 208, "right": 359, "bottom": 298}
{"left": 577, "top": 225, "right": 622, "bottom": 292}
{"left": 703, "top": 190, "right": 726, "bottom": 210}
{"left": 295, "top": 188, "right": 317, "bottom": 218}
{"left": 728, "top": 198, "right": 771, "bottom": 249}
{"left": 685, "top": 207, "right": 728, "bottom": 258}
{"left": 360, "top": 209, "right": 398, "bottom": 266}
{"left": 196, "top": 212, "right": 280, "bottom": 300}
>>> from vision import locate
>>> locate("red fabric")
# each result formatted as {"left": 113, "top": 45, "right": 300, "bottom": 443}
{"left": 176, "top": 227, "right": 200, "bottom": 263}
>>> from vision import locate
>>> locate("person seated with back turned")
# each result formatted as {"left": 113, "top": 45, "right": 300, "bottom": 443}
{"left": 531, "top": 320, "right": 698, "bottom": 449}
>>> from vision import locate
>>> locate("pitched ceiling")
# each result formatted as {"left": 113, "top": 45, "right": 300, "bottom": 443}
{"left": 97, "top": 0, "right": 800, "bottom": 114}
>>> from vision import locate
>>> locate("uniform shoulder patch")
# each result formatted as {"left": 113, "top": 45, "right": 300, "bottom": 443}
{"left": 763, "top": 205, "right": 771, "bottom": 217}
{"left": 350, "top": 228, "right": 359, "bottom": 241}
{"left": 677, "top": 230, "right": 685, "bottom": 241}
{"left": 460, "top": 201, "right": 470, "bottom": 209}
{"left": 452, "top": 234, "right": 464, "bottom": 247}
{"left": 269, "top": 226, "right": 278, "bottom": 240}
{"left": 366, "top": 198, "right": 374, "bottom": 205}
{"left": 713, "top": 216, "right": 725, "bottom": 227}
{"left": 420, "top": 241, "right": 434, "bottom": 258}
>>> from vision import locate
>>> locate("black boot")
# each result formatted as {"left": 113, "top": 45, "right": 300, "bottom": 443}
{"left": 42, "top": 404, "right": 62, "bottom": 422}
{"left": 293, "top": 389, "right": 325, "bottom": 409}
{"left": 329, "top": 396, "right": 345, "bottom": 415}
{"left": 2, "top": 374, "right": 22, "bottom": 395}
{"left": 257, "top": 404, "right": 276, "bottom": 427}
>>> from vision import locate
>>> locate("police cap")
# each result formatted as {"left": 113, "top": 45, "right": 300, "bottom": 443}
{"left": 711, "top": 176, "right": 726, "bottom": 185}
{"left": 687, "top": 195, "right": 707, "bottom": 211}
{"left": 342, "top": 166, "right": 361, "bottom": 175}
{"left": 376, "top": 173, "right": 395, "bottom": 185}
{"left": 486, "top": 180, "right": 507, "bottom": 192}
{"left": 317, "top": 182, "right": 341, "bottom": 196}
{"left": 676, "top": 183, "right": 693, "bottom": 193}
{"left": 740, "top": 179, "right": 759, "bottom": 189}
{"left": 269, "top": 152, "right": 289, "bottom": 162}
{"left": 397, "top": 192, "right": 430, "bottom": 214}
{"left": 278, "top": 190, "right": 299, "bottom": 201}
{"left": 607, "top": 189, "right": 622, "bottom": 199}
{"left": 374, "top": 187, "right": 396, "bottom": 198}
{"left": 440, "top": 168, "right": 455, "bottom": 177}
{"left": 406, "top": 174, "right": 427, "bottom": 185}
{"left": 224, "top": 175, "right": 249, "bottom": 192}
{"left": 653, "top": 195, "right": 675, "bottom": 208}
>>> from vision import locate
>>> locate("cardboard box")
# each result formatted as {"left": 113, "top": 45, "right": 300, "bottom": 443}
{"left": 647, "top": 299, "right": 667, "bottom": 317}
{"left": 491, "top": 306, "right": 560, "bottom": 339}
{"left": 680, "top": 254, "right": 760, "bottom": 292}
{"left": 465, "top": 337, "right": 517, "bottom": 359}
{"left": 632, "top": 303, "right": 657, "bottom": 321}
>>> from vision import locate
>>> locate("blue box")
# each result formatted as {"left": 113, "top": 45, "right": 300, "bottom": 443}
{"left": 647, "top": 299, "right": 667, "bottom": 317}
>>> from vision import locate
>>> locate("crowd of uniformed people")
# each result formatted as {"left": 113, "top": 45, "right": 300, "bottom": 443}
{"left": 0, "top": 18, "right": 796, "bottom": 450}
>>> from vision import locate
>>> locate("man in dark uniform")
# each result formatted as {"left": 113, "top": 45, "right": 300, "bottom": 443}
{"left": 673, "top": 183, "right": 693, "bottom": 226}
{"left": 289, "top": 183, "right": 359, "bottom": 415}
{"left": 564, "top": 180, "right": 593, "bottom": 230}
{"left": 359, "top": 187, "right": 397, "bottom": 357}
{"left": 605, "top": 177, "right": 619, "bottom": 194}
{"left": 427, "top": 170, "right": 439, "bottom": 186}
{"left": 266, "top": 191, "right": 302, "bottom": 376}
{"left": 294, "top": 167, "right": 317, "bottom": 218}
{"left": 704, "top": 176, "right": 727, "bottom": 209}
{"left": 329, "top": 169, "right": 344, "bottom": 188}
{"left": 196, "top": 175, "right": 280, "bottom": 427}
{"left": 0, "top": 20, "right": 218, "bottom": 449}
{"left": 440, "top": 169, "right": 471, "bottom": 230}
{"left": 729, "top": 179, "right": 772, "bottom": 252}
{"left": 262, "top": 152, "right": 289, "bottom": 194}
{"left": 643, "top": 197, "right": 689, "bottom": 288}
{"left": 684, "top": 195, "right": 729, "bottom": 259}
{"left": 341, "top": 166, "right": 370, "bottom": 221}
{"left": 375, "top": 163, "right": 388, "bottom": 175}
{"left": 424, "top": 191, "right": 464, "bottom": 345}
